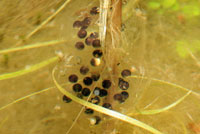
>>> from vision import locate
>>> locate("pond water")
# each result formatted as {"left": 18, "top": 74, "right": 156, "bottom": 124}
{"left": 0, "top": 0, "right": 200, "bottom": 134}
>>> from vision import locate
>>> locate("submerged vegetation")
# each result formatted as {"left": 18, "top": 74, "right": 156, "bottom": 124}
{"left": 0, "top": 0, "right": 200, "bottom": 134}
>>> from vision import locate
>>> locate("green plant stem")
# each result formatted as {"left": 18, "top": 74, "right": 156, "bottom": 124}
{"left": 130, "top": 75, "right": 200, "bottom": 97}
{"left": 135, "top": 91, "right": 191, "bottom": 115}
{"left": 26, "top": 0, "right": 72, "bottom": 39}
{"left": 0, "top": 87, "right": 53, "bottom": 111}
{"left": 0, "top": 40, "right": 66, "bottom": 55}
{"left": 0, "top": 56, "right": 58, "bottom": 80}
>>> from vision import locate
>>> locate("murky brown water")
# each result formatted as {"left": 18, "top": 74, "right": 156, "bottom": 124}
{"left": 0, "top": 0, "right": 200, "bottom": 134}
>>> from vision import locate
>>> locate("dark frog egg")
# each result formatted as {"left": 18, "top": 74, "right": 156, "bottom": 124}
{"left": 91, "top": 74, "right": 100, "bottom": 81}
{"left": 73, "top": 83, "right": 82, "bottom": 92}
{"left": 92, "top": 39, "right": 101, "bottom": 48}
{"left": 90, "top": 7, "right": 99, "bottom": 15}
{"left": 99, "top": 89, "right": 108, "bottom": 97}
{"left": 83, "top": 77, "right": 93, "bottom": 86}
{"left": 80, "top": 66, "right": 89, "bottom": 75}
{"left": 73, "top": 20, "right": 82, "bottom": 28}
{"left": 81, "top": 17, "right": 91, "bottom": 29}
{"left": 121, "top": 91, "right": 129, "bottom": 100}
{"left": 82, "top": 88, "right": 91, "bottom": 96}
{"left": 118, "top": 78, "right": 129, "bottom": 90}
{"left": 102, "top": 103, "right": 112, "bottom": 109}
{"left": 78, "top": 29, "right": 87, "bottom": 38}
{"left": 93, "top": 49, "right": 103, "bottom": 58}
{"left": 113, "top": 93, "right": 123, "bottom": 102}
{"left": 63, "top": 95, "right": 72, "bottom": 103}
{"left": 77, "top": 93, "right": 83, "bottom": 99}
{"left": 121, "top": 69, "right": 131, "bottom": 78}
{"left": 75, "top": 42, "right": 84, "bottom": 50}
{"left": 85, "top": 37, "right": 94, "bottom": 45}
{"left": 102, "top": 80, "right": 111, "bottom": 89}
{"left": 85, "top": 108, "right": 94, "bottom": 114}
{"left": 68, "top": 74, "right": 78, "bottom": 83}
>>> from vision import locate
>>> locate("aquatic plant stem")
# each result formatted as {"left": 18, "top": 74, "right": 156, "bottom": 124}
{"left": 0, "top": 56, "right": 58, "bottom": 80}
{"left": 102, "top": 0, "right": 122, "bottom": 133}
{"left": 0, "top": 40, "right": 66, "bottom": 55}
{"left": 130, "top": 75, "right": 200, "bottom": 97}
{"left": 0, "top": 87, "right": 53, "bottom": 111}
{"left": 129, "top": 91, "right": 191, "bottom": 115}
{"left": 15, "top": 0, "right": 71, "bottom": 47}
{"left": 26, "top": 0, "right": 72, "bottom": 39}
{"left": 99, "top": 0, "right": 110, "bottom": 47}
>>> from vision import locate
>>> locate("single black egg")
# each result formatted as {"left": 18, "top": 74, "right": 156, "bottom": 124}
{"left": 113, "top": 93, "right": 123, "bottom": 102}
{"left": 93, "top": 49, "right": 103, "bottom": 58}
{"left": 73, "top": 20, "right": 82, "bottom": 28}
{"left": 80, "top": 66, "right": 89, "bottom": 75}
{"left": 121, "top": 69, "right": 131, "bottom": 77}
{"left": 68, "top": 74, "right": 78, "bottom": 83}
{"left": 121, "top": 91, "right": 129, "bottom": 99}
{"left": 82, "top": 88, "right": 91, "bottom": 96}
{"left": 118, "top": 78, "right": 129, "bottom": 90}
{"left": 90, "top": 7, "right": 99, "bottom": 15}
{"left": 102, "top": 103, "right": 112, "bottom": 109}
{"left": 91, "top": 74, "right": 100, "bottom": 81}
{"left": 85, "top": 108, "right": 94, "bottom": 114}
{"left": 63, "top": 95, "right": 72, "bottom": 103}
{"left": 77, "top": 93, "right": 83, "bottom": 99}
{"left": 75, "top": 42, "right": 84, "bottom": 50}
{"left": 78, "top": 29, "right": 87, "bottom": 38}
{"left": 81, "top": 17, "right": 91, "bottom": 29}
{"left": 83, "top": 77, "right": 93, "bottom": 86}
{"left": 85, "top": 37, "right": 94, "bottom": 45}
{"left": 73, "top": 83, "right": 82, "bottom": 92}
{"left": 92, "top": 39, "right": 101, "bottom": 48}
{"left": 99, "top": 89, "right": 108, "bottom": 97}
{"left": 102, "top": 80, "right": 111, "bottom": 89}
